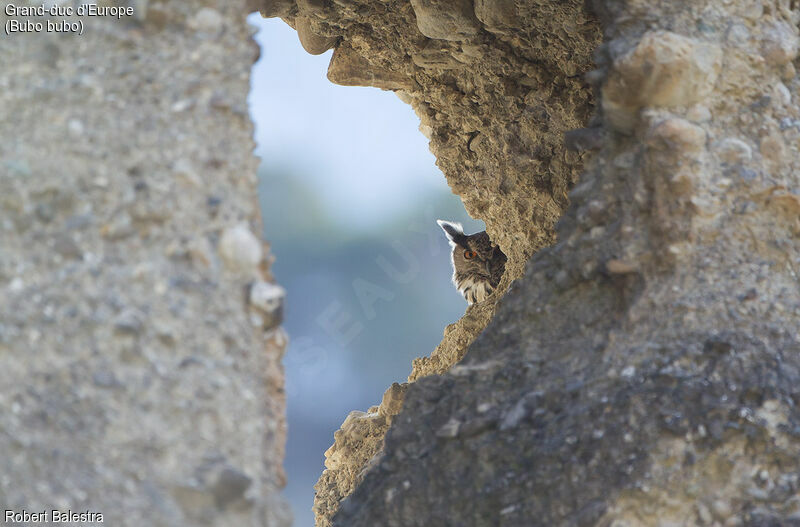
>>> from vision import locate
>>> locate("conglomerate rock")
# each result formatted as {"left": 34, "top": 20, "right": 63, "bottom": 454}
{"left": 259, "top": 0, "right": 800, "bottom": 525}
{"left": 257, "top": 0, "right": 600, "bottom": 524}
{"left": 0, "top": 2, "right": 290, "bottom": 526}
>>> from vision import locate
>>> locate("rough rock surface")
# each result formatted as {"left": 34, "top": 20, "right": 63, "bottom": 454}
{"left": 0, "top": 2, "right": 290, "bottom": 526}
{"left": 260, "top": 0, "right": 800, "bottom": 525}
{"left": 257, "top": 0, "right": 600, "bottom": 524}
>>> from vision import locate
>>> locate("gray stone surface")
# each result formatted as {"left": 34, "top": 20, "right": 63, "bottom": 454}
{"left": 0, "top": 2, "right": 290, "bottom": 526}
{"left": 336, "top": 2, "right": 800, "bottom": 526}
{"left": 260, "top": 0, "right": 800, "bottom": 525}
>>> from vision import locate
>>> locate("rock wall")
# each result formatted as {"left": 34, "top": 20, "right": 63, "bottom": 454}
{"left": 0, "top": 2, "right": 290, "bottom": 526}
{"left": 257, "top": 0, "right": 600, "bottom": 524}
{"left": 258, "top": 0, "right": 800, "bottom": 525}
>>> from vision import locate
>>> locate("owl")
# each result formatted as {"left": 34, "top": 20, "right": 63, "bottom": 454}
{"left": 437, "top": 220, "right": 507, "bottom": 304}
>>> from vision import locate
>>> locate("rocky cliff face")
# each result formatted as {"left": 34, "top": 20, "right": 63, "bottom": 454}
{"left": 257, "top": 0, "right": 800, "bottom": 525}
{"left": 0, "top": 2, "right": 289, "bottom": 525}
{"left": 255, "top": 0, "right": 600, "bottom": 522}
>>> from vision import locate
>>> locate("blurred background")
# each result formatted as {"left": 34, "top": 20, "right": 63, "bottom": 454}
{"left": 248, "top": 15, "right": 483, "bottom": 527}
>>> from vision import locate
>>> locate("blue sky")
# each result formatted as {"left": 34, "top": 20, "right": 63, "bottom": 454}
{"left": 247, "top": 15, "right": 481, "bottom": 526}
{"left": 249, "top": 16, "right": 450, "bottom": 229}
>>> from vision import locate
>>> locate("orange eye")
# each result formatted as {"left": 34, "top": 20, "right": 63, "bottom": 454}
{"left": 464, "top": 250, "right": 477, "bottom": 260}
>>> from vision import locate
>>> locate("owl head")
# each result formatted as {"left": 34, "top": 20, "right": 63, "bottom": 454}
{"left": 437, "top": 220, "right": 506, "bottom": 304}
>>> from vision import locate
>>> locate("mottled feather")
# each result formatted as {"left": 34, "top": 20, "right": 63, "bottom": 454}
{"left": 437, "top": 220, "right": 506, "bottom": 304}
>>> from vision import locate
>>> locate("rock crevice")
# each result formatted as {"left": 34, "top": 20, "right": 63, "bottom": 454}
{"left": 257, "top": 0, "right": 800, "bottom": 525}
{"left": 257, "top": 0, "right": 600, "bottom": 524}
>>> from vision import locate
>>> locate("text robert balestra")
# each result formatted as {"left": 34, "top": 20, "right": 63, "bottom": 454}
{"left": 5, "top": 509, "right": 104, "bottom": 523}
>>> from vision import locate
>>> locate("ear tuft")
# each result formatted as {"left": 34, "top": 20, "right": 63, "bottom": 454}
{"left": 437, "top": 219, "right": 467, "bottom": 246}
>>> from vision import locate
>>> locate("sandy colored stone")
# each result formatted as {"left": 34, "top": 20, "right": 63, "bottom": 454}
{"left": 0, "top": 2, "right": 289, "bottom": 526}
{"left": 297, "top": 15, "right": 338, "bottom": 55}
{"left": 473, "top": 0, "right": 516, "bottom": 32}
{"left": 257, "top": 0, "right": 295, "bottom": 18}
{"left": 297, "top": 0, "right": 326, "bottom": 15}
{"left": 269, "top": 1, "right": 601, "bottom": 525}
{"left": 603, "top": 31, "right": 722, "bottom": 131}
{"left": 760, "top": 21, "right": 799, "bottom": 66}
{"left": 328, "top": 44, "right": 415, "bottom": 91}
{"left": 409, "top": 0, "right": 480, "bottom": 40}
{"left": 253, "top": 1, "right": 800, "bottom": 526}
{"left": 716, "top": 137, "right": 753, "bottom": 163}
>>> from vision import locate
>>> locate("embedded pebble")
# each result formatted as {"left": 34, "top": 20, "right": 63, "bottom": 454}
{"left": 297, "top": 0, "right": 326, "bottom": 14}
{"left": 716, "top": 138, "right": 752, "bottom": 163}
{"left": 8, "top": 278, "right": 24, "bottom": 293}
{"left": 189, "top": 8, "right": 223, "bottom": 33}
{"left": 606, "top": 259, "right": 638, "bottom": 274}
{"left": 774, "top": 83, "right": 791, "bottom": 106}
{"left": 93, "top": 370, "right": 120, "bottom": 388}
{"left": 742, "top": 1, "right": 763, "bottom": 20}
{"left": 258, "top": 0, "right": 294, "bottom": 18}
{"left": 173, "top": 158, "right": 201, "bottom": 187}
{"left": 218, "top": 224, "right": 263, "bottom": 273}
{"left": 436, "top": 417, "right": 461, "bottom": 438}
{"left": 726, "top": 24, "right": 750, "bottom": 47}
{"left": 297, "top": 16, "right": 338, "bottom": 55}
{"left": 53, "top": 234, "right": 82, "bottom": 260}
{"left": 113, "top": 309, "right": 144, "bottom": 335}
{"left": 67, "top": 119, "right": 85, "bottom": 137}
{"left": 187, "top": 237, "right": 214, "bottom": 268}
{"left": 409, "top": 0, "right": 480, "bottom": 40}
{"left": 761, "top": 21, "right": 799, "bottom": 66}
{"left": 760, "top": 133, "right": 785, "bottom": 164}
{"left": 686, "top": 104, "right": 712, "bottom": 123}
{"left": 604, "top": 31, "right": 722, "bottom": 130}
{"left": 647, "top": 117, "right": 707, "bottom": 153}
{"left": 379, "top": 382, "right": 406, "bottom": 417}
{"left": 712, "top": 500, "right": 732, "bottom": 520}
{"left": 328, "top": 44, "right": 414, "bottom": 91}
{"left": 696, "top": 502, "right": 713, "bottom": 524}
{"left": 499, "top": 398, "right": 528, "bottom": 431}
{"left": 249, "top": 281, "right": 285, "bottom": 319}
{"left": 474, "top": 0, "right": 516, "bottom": 31}
{"left": 211, "top": 466, "right": 252, "bottom": 508}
